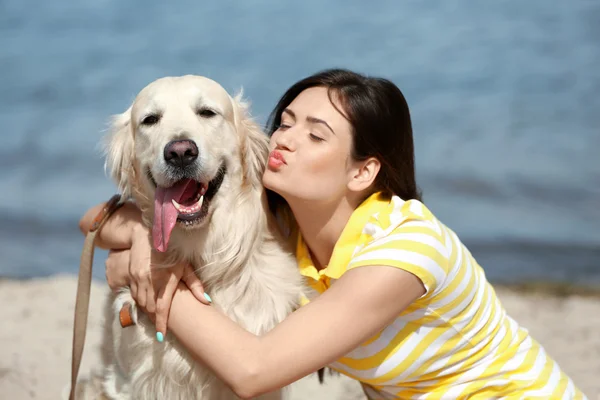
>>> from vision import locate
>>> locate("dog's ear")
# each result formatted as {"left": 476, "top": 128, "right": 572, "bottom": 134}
{"left": 103, "top": 106, "right": 135, "bottom": 198}
{"left": 232, "top": 91, "right": 270, "bottom": 189}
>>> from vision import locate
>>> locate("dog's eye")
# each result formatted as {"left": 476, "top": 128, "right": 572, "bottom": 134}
{"left": 196, "top": 108, "right": 217, "bottom": 118}
{"left": 141, "top": 114, "right": 160, "bottom": 125}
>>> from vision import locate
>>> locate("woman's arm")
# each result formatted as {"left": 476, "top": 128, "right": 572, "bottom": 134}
{"left": 167, "top": 265, "right": 425, "bottom": 399}
{"left": 79, "top": 200, "right": 145, "bottom": 249}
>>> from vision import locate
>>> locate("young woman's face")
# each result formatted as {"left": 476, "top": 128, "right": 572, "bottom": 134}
{"left": 262, "top": 86, "right": 357, "bottom": 204}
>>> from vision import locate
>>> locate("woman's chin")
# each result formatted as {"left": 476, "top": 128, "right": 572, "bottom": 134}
{"left": 262, "top": 171, "right": 280, "bottom": 191}
{"left": 263, "top": 174, "right": 294, "bottom": 200}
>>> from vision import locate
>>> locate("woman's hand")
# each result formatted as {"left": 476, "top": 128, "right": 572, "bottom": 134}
{"left": 83, "top": 200, "right": 211, "bottom": 337}
{"left": 104, "top": 224, "right": 211, "bottom": 337}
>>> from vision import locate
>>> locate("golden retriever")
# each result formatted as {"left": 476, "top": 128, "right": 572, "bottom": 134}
{"left": 75, "top": 75, "right": 306, "bottom": 399}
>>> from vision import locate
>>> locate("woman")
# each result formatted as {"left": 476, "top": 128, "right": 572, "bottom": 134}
{"left": 80, "top": 69, "right": 586, "bottom": 399}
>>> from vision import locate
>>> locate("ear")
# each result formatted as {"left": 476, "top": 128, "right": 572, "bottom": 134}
{"left": 231, "top": 90, "right": 270, "bottom": 190}
{"left": 102, "top": 106, "right": 135, "bottom": 198}
{"left": 347, "top": 157, "right": 381, "bottom": 193}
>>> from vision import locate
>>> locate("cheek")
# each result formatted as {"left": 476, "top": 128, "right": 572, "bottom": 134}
{"left": 135, "top": 131, "right": 156, "bottom": 163}
{"left": 191, "top": 122, "right": 231, "bottom": 158}
{"left": 304, "top": 148, "right": 349, "bottom": 181}
{"left": 215, "top": 125, "right": 239, "bottom": 155}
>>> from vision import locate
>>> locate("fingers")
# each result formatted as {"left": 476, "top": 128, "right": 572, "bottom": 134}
{"left": 154, "top": 271, "right": 181, "bottom": 340}
{"left": 129, "top": 235, "right": 153, "bottom": 307}
{"left": 182, "top": 264, "right": 211, "bottom": 305}
{"left": 145, "top": 250, "right": 174, "bottom": 314}
{"left": 130, "top": 282, "right": 138, "bottom": 303}
{"left": 136, "top": 286, "right": 147, "bottom": 309}
{"left": 145, "top": 282, "right": 157, "bottom": 314}
{"left": 105, "top": 249, "right": 132, "bottom": 292}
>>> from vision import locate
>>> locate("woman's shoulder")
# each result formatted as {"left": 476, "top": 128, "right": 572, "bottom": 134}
{"left": 348, "top": 196, "right": 452, "bottom": 297}
{"left": 366, "top": 195, "right": 441, "bottom": 238}
{"left": 354, "top": 195, "right": 450, "bottom": 262}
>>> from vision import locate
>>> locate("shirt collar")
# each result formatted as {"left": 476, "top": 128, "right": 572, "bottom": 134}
{"left": 297, "top": 192, "right": 391, "bottom": 283}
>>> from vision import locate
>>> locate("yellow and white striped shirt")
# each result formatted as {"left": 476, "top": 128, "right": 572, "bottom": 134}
{"left": 296, "top": 192, "right": 586, "bottom": 399}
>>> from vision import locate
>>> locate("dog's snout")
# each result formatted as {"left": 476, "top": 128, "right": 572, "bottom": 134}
{"left": 164, "top": 140, "right": 199, "bottom": 168}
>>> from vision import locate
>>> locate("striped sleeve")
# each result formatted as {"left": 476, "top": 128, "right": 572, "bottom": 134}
{"left": 348, "top": 220, "right": 449, "bottom": 296}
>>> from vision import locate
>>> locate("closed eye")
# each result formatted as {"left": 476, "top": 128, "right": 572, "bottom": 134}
{"left": 196, "top": 108, "right": 217, "bottom": 118}
{"left": 141, "top": 114, "right": 161, "bottom": 126}
{"left": 309, "top": 133, "right": 325, "bottom": 142}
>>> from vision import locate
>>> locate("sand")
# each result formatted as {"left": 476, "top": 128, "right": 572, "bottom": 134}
{"left": 0, "top": 275, "right": 598, "bottom": 399}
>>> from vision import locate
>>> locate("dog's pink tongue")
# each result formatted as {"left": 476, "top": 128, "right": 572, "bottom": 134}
{"left": 153, "top": 179, "right": 196, "bottom": 252}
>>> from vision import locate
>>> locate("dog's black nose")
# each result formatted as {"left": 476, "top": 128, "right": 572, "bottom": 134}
{"left": 164, "top": 140, "right": 199, "bottom": 169}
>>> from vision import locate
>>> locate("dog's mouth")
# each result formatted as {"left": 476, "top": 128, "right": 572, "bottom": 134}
{"left": 148, "top": 163, "right": 226, "bottom": 252}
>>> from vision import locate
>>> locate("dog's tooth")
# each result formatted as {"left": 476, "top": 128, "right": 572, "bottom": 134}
{"left": 171, "top": 199, "right": 184, "bottom": 212}
{"left": 172, "top": 195, "right": 203, "bottom": 218}
{"left": 192, "top": 196, "right": 203, "bottom": 212}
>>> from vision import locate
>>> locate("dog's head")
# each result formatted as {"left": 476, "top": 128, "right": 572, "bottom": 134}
{"left": 104, "top": 75, "right": 269, "bottom": 253}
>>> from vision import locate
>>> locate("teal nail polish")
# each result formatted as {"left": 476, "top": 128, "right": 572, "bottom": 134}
{"left": 156, "top": 332, "right": 164, "bottom": 343}
{"left": 203, "top": 292, "right": 212, "bottom": 303}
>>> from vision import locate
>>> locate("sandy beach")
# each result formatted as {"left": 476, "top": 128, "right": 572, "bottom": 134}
{"left": 0, "top": 275, "right": 598, "bottom": 399}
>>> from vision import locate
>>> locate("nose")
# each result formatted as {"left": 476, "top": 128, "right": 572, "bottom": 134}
{"left": 164, "top": 139, "right": 199, "bottom": 168}
{"left": 273, "top": 126, "right": 295, "bottom": 151}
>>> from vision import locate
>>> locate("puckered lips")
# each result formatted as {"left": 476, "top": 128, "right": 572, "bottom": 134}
{"left": 149, "top": 164, "right": 226, "bottom": 252}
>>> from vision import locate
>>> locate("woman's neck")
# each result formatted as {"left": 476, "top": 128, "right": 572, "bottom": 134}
{"left": 287, "top": 196, "right": 357, "bottom": 270}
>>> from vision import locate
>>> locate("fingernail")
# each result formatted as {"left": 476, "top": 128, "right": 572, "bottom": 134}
{"left": 203, "top": 292, "right": 212, "bottom": 303}
{"left": 156, "top": 331, "right": 164, "bottom": 343}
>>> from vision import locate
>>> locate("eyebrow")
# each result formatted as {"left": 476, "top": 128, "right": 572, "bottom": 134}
{"left": 282, "top": 109, "right": 335, "bottom": 135}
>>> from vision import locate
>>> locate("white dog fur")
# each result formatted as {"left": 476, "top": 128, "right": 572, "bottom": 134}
{"left": 75, "top": 75, "right": 306, "bottom": 399}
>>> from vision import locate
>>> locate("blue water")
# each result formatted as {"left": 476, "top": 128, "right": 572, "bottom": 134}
{"left": 1, "top": 0, "right": 599, "bottom": 284}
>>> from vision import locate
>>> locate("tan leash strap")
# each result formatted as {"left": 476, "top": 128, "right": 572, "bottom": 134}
{"left": 69, "top": 195, "right": 124, "bottom": 400}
